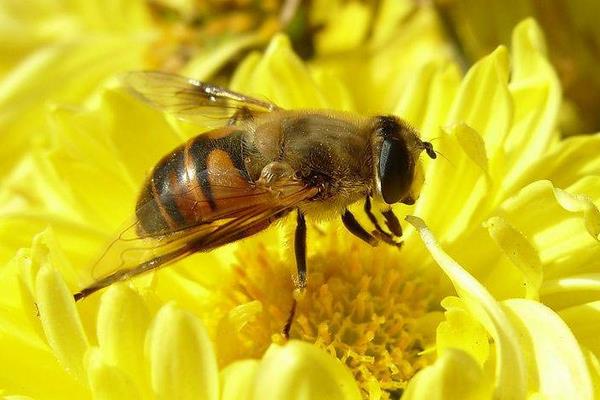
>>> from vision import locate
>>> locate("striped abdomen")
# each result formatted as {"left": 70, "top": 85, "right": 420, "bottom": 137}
{"left": 136, "top": 127, "right": 253, "bottom": 235}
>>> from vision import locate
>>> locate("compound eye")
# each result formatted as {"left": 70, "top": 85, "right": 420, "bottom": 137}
{"left": 378, "top": 138, "right": 413, "bottom": 204}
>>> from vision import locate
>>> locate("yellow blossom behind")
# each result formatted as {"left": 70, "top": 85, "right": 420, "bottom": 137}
{"left": 0, "top": 7, "right": 599, "bottom": 400}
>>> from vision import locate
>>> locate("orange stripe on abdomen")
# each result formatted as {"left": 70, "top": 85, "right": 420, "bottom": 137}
{"left": 136, "top": 128, "right": 255, "bottom": 234}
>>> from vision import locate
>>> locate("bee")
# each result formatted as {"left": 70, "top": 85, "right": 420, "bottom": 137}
{"left": 74, "top": 72, "right": 436, "bottom": 336}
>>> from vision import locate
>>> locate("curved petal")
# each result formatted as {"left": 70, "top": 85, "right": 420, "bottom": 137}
{"left": 446, "top": 46, "right": 511, "bottom": 158}
{"left": 558, "top": 301, "right": 600, "bottom": 356}
{"left": 502, "top": 19, "right": 561, "bottom": 190}
{"left": 403, "top": 348, "right": 492, "bottom": 400}
{"left": 494, "top": 179, "right": 600, "bottom": 308}
{"left": 314, "top": 1, "right": 371, "bottom": 54}
{"left": 86, "top": 347, "right": 141, "bottom": 400}
{"left": 415, "top": 45, "right": 511, "bottom": 242}
{"left": 503, "top": 299, "right": 593, "bottom": 399}
{"left": 96, "top": 285, "right": 151, "bottom": 397}
{"left": 504, "top": 132, "right": 600, "bottom": 196}
{"left": 35, "top": 263, "right": 90, "bottom": 383}
{"left": 148, "top": 304, "right": 219, "bottom": 400}
{"left": 232, "top": 34, "right": 327, "bottom": 109}
{"left": 484, "top": 216, "right": 542, "bottom": 300}
{"left": 220, "top": 359, "right": 260, "bottom": 400}
{"left": 436, "top": 297, "right": 490, "bottom": 366}
{"left": 406, "top": 216, "right": 526, "bottom": 400}
{"left": 251, "top": 341, "right": 361, "bottom": 400}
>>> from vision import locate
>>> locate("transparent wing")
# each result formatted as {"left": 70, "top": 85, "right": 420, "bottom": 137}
{"left": 122, "top": 71, "right": 281, "bottom": 125}
{"left": 75, "top": 178, "right": 318, "bottom": 300}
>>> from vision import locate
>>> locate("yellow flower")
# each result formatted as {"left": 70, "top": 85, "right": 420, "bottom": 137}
{"left": 433, "top": 0, "right": 600, "bottom": 135}
{"left": 0, "top": 0, "right": 303, "bottom": 182}
{"left": 1, "top": 14, "right": 599, "bottom": 400}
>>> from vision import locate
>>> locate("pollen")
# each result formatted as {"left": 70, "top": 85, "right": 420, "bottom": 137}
{"left": 216, "top": 225, "right": 438, "bottom": 398}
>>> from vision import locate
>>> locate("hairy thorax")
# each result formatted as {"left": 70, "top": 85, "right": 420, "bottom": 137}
{"left": 243, "top": 111, "right": 375, "bottom": 218}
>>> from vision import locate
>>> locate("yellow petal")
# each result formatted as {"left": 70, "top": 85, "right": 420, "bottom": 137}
{"left": 503, "top": 299, "right": 593, "bottom": 399}
{"left": 229, "top": 52, "right": 262, "bottom": 93}
{"left": 503, "top": 19, "right": 561, "bottom": 189}
{"left": 413, "top": 45, "right": 513, "bottom": 243}
{"left": 552, "top": 186, "right": 600, "bottom": 241}
{"left": 394, "top": 62, "right": 441, "bottom": 127}
{"left": 216, "top": 301, "right": 264, "bottom": 365}
{"left": 415, "top": 123, "right": 490, "bottom": 243}
{"left": 20, "top": 229, "right": 79, "bottom": 342}
{"left": 420, "top": 63, "right": 462, "bottom": 136}
{"left": 220, "top": 359, "right": 260, "bottom": 400}
{"left": 584, "top": 349, "right": 600, "bottom": 399}
{"left": 311, "top": 69, "right": 355, "bottom": 111}
{"left": 1, "top": 232, "right": 88, "bottom": 398}
{"left": 406, "top": 216, "right": 526, "bottom": 399}
{"left": 314, "top": 1, "right": 371, "bottom": 54}
{"left": 251, "top": 340, "right": 361, "bottom": 400}
{"left": 54, "top": 0, "right": 150, "bottom": 32}
{"left": 558, "top": 301, "right": 600, "bottom": 356}
{"left": 0, "top": 153, "right": 106, "bottom": 268}
{"left": 495, "top": 179, "right": 600, "bottom": 307}
{"left": 148, "top": 303, "right": 219, "bottom": 400}
{"left": 370, "top": 0, "right": 416, "bottom": 46}
{"left": 437, "top": 296, "right": 490, "bottom": 366}
{"left": 86, "top": 347, "right": 141, "bottom": 400}
{"left": 1, "top": 249, "right": 28, "bottom": 310}
{"left": 182, "top": 34, "right": 264, "bottom": 80}
{"left": 0, "top": 34, "right": 149, "bottom": 174}
{"left": 234, "top": 34, "right": 327, "bottom": 109}
{"left": 484, "top": 216, "right": 542, "bottom": 299}
{"left": 446, "top": 46, "right": 511, "bottom": 157}
{"left": 403, "top": 349, "right": 492, "bottom": 400}
{"left": 96, "top": 285, "right": 151, "bottom": 397}
{"left": 35, "top": 263, "right": 90, "bottom": 383}
{"left": 48, "top": 102, "right": 137, "bottom": 227}
{"left": 505, "top": 134, "right": 600, "bottom": 194}
{"left": 101, "top": 88, "right": 184, "bottom": 185}
{"left": 0, "top": 303, "right": 86, "bottom": 399}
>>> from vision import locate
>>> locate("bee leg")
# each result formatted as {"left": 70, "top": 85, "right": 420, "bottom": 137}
{"left": 363, "top": 197, "right": 402, "bottom": 247}
{"left": 341, "top": 209, "right": 379, "bottom": 246}
{"left": 283, "top": 210, "right": 307, "bottom": 339}
{"left": 382, "top": 209, "right": 403, "bottom": 237}
{"left": 364, "top": 196, "right": 389, "bottom": 235}
{"left": 294, "top": 210, "right": 308, "bottom": 290}
{"left": 228, "top": 106, "right": 253, "bottom": 125}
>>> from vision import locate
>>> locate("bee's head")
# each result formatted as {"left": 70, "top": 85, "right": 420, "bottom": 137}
{"left": 372, "top": 116, "right": 436, "bottom": 205}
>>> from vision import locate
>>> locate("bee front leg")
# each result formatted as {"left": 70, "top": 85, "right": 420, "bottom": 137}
{"left": 364, "top": 197, "right": 402, "bottom": 247}
{"left": 381, "top": 208, "right": 402, "bottom": 237}
{"left": 282, "top": 210, "right": 307, "bottom": 339}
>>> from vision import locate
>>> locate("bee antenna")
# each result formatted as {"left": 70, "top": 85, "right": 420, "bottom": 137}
{"left": 422, "top": 141, "right": 437, "bottom": 159}
{"left": 434, "top": 150, "right": 453, "bottom": 166}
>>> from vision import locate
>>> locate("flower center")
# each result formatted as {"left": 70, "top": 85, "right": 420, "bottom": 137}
{"left": 214, "top": 225, "right": 437, "bottom": 398}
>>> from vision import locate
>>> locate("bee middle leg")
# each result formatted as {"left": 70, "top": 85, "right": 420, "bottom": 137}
{"left": 282, "top": 210, "right": 307, "bottom": 339}
{"left": 364, "top": 196, "right": 403, "bottom": 247}
{"left": 341, "top": 209, "right": 379, "bottom": 246}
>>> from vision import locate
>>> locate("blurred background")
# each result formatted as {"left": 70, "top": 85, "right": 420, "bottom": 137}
{"left": 142, "top": 0, "right": 600, "bottom": 135}
{"left": 1, "top": 0, "right": 599, "bottom": 177}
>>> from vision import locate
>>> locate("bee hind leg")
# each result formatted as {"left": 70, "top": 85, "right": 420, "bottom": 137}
{"left": 364, "top": 197, "right": 403, "bottom": 248}
{"left": 282, "top": 210, "right": 307, "bottom": 339}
